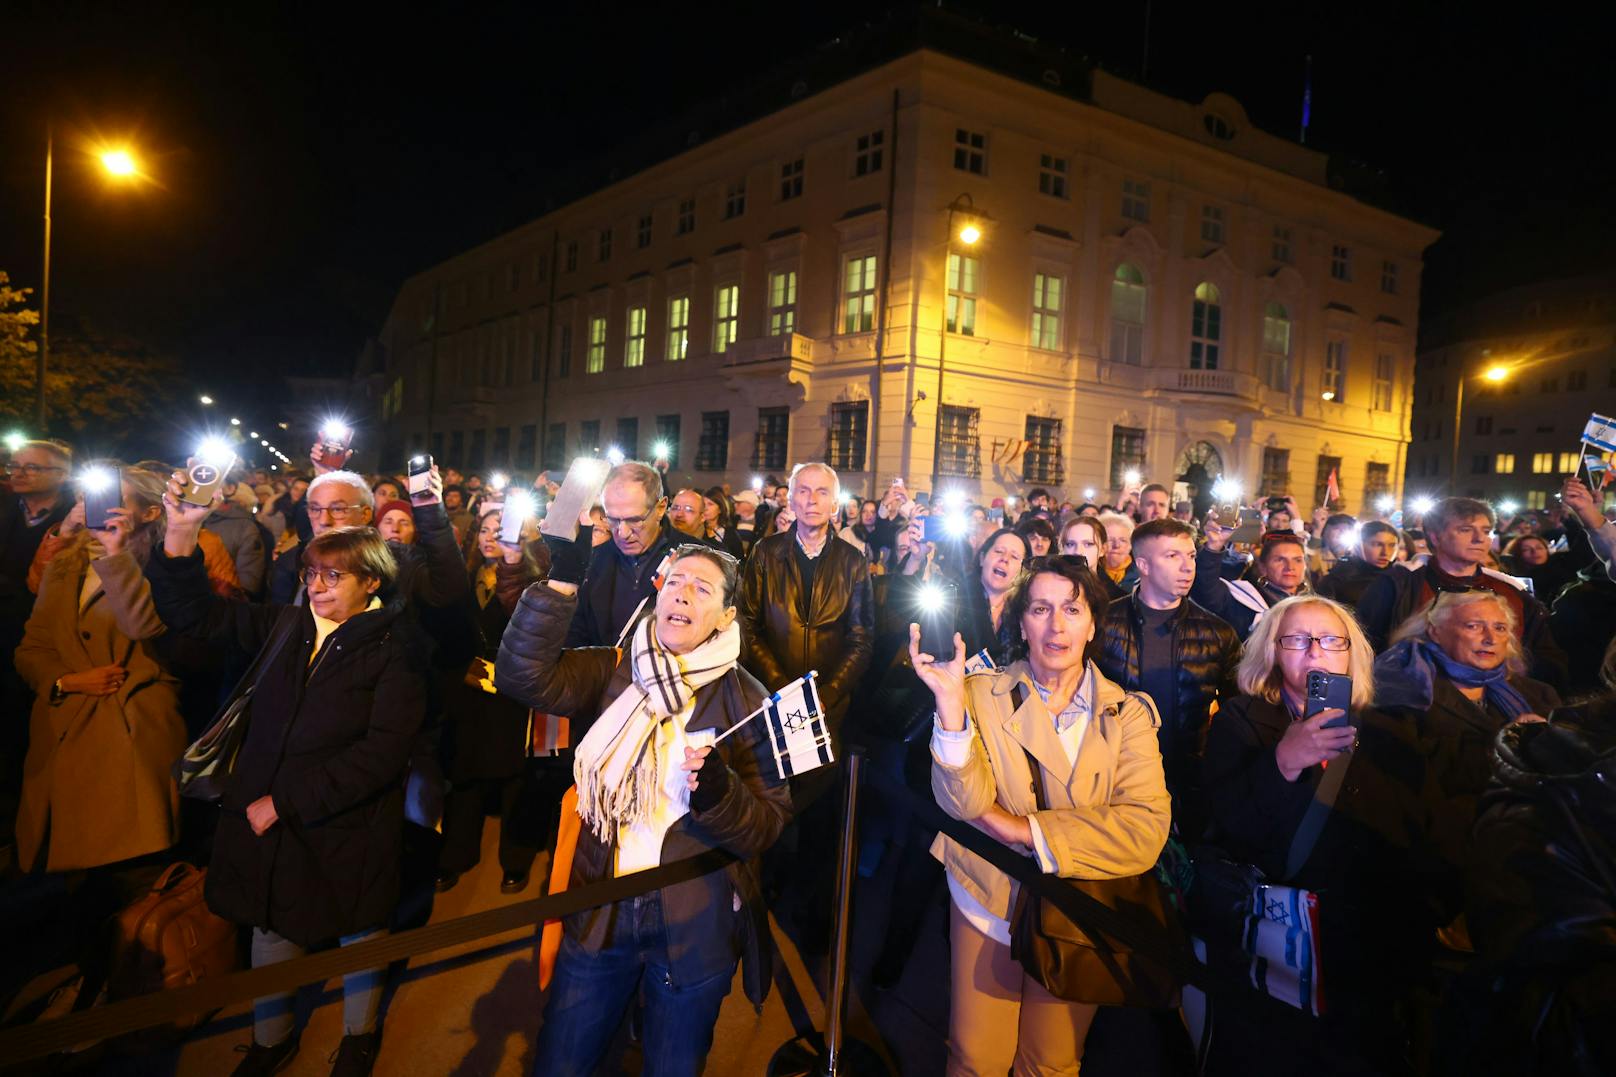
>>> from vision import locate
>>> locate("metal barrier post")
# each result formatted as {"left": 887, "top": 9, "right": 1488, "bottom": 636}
{"left": 768, "top": 749, "right": 890, "bottom": 1077}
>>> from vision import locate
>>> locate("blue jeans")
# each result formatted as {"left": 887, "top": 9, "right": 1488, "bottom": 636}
{"left": 532, "top": 893, "right": 735, "bottom": 1077}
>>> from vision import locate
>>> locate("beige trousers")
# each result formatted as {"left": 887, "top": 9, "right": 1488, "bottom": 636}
{"left": 946, "top": 900, "right": 1098, "bottom": 1076}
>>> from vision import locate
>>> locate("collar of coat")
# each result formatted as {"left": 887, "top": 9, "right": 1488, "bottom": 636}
{"left": 975, "top": 659, "right": 1137, "bottom": 785}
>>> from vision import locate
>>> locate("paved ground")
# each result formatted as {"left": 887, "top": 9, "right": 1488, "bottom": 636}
{"left": 3, "top": 788, "right": 1186, "bottom": 1076}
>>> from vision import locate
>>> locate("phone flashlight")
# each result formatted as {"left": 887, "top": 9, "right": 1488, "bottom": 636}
{"left": 605, "top": 446, "right": 625, "bottom": 466}
{"left": 1124, "top": 469, "right": 1141, "bottom": 488}
{"left": 751, "top": 476, "right": 764, "bottom": 491}
{"left": 195, "top": 437, "right": 234, "bottom": 466}
{"left": 320, "top": 420, "right": 352, "bottom": 446}
{"left": 500, "top": 491, "right": 537, "bottom": 545}
{"left": 944, "top": 512, "right": 969, "bottom": 538}
{"left": 1375, "top": 496, "right": 1395, "bottom": 513}
{"left": 79, "top": 466, "right": 115, "bottom": 494}
{"left": 1082, "top": 488, "right": 1096, "bottom": 500}
{"left": 918, "top": 584, "right": 946, "bottom": 613}
{"left": 1410, "top": 496, "right": 1435, "bottom": 514}
{"left": 490, "top": 471, "right": 509, "bottom": 492}
{"left": 652, "top": 441, "right": 670, "bottom": 460}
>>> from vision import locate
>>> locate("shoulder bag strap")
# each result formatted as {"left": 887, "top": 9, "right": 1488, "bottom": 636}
{"left": 1283, "top": 716, "right": 1357, "bottom": 879}
{"left": 1009, "top": 684, "right": 1048, "bottom": 811}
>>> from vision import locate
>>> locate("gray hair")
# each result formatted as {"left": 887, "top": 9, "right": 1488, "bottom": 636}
{"left": 1388, "top": 589, "right": 1527, "bottom": 675}
{"left": 605, "top": 460, "right": 664, "bottom": 510}
{"left": 789, "top": 461, "right": 839, "bottom": 495}
{"left": 308, "top": 470, "right": 375, "bottom": 510}
{"left": 17, "top": 439, "right": 72, "bottom": 466}
{"left": 1096, "top": 511, "right": 1134, "bottom": 537}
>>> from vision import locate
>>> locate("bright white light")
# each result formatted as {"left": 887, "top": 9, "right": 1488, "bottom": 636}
{"left": 751, "top": 476, "right": 764, "bottom": 491}
{"left": 1345, "top": 526, "right": 1363, "bottom": 550}
{"left": 1376, "top": 496, "right": 1395, "bottom": 512}
{"left": 198, "top": 395, "right": 214, "bottom": 406}
{"left": 504, "top": 491, "right": 536, "bottom": 522}
{"left": 270, "top": 465, "right": 278, "bottom": 471}
{"left": 605, "top": 445, "right": 625, "bottom": 466}
{"left": 1211, "top": 478, "right": 1243, "bottom": 503}
{"left": 1082, "top": 488, "right": 1096, "bottom": 500}
{"left": 3, "top": 431, "right": 26, "bottom": 452}
{"left": 196, "top": 437, "right": 234, "bottom": 466}
{"left": 259, "top": 439, "right": 269, "bottom": 446}
{"left": 941, "top": 489, "right": 967, "bottom": 509}
{"left": 1499, "top": 500, "right": 1520, "bottom": 516}
{"left": 78, "top": 466, "right": 115, "bottom": 493}
{"left": 490, "top": 471, "right": 509, "bottom": 491}
{"left": 229, "top": 417, "right": 241, "bottom": 426}
{"left": 918, "top": 584, "right": 945, "bottom": 613}
{"left": 277, "top": 421, "right": 289, "bottom": 430}
{"left": 944, "top": 513, "right": 969, "bottom": 538}
{"left": 1006, "top": 496, "right": 1017, "bottom": 506}
{"left": 1321, "top": 390, "right": 1336, "bottom": 402}
{"left": 1124, "top": 469, "right": 1141, "bottom": 487}
{"left": 320, "top": 420, "right": 352, "bottom": 443}
{"left": 573, "top": 456, "right": 608, "bottom": 480}
{"left": 1411, "top": 496, "right": 1435, "bottom": 514}
{"left": 652, "top": 441, "right": 670, "bottom": 459}
{"left": 248, "top": 431, "right": 259, "bottom": 439}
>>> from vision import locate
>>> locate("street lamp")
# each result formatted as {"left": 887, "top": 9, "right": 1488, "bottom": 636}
{"left": 198, "top": 394, "right": 214, "bottom": 406}
{"left": 934, "top": 193, "right": 987, "bottom": 486}
{"left": 1449, "top": 361, "right": 1513, "bottom": 495}
{"left": 37, "top": 131, "right": 143, "bottom": 430}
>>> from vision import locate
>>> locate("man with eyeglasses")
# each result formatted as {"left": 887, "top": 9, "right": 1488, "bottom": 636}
{"left": 1192, "top": 525, "right": 1312, "bottom": 641}
{"left": 565, "top": 461, "right": 684, "bottom": 648}
{"left": 269, "top": 471, "right": 374, "bottom": 604}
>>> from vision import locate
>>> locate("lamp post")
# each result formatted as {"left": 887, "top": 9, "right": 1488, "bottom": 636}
{"left": 934, "top": 193, "right": 984, "bottom": 484}
{"left": 1448, "top": 362, "right": 1510, "bottom": 495}
{"left": 36, "top": 127, "right": 142, "bottom": 431}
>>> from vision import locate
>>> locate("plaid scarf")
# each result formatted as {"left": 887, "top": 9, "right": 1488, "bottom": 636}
{"left": 572, "top": 612, "right": 740, "bottom": 844}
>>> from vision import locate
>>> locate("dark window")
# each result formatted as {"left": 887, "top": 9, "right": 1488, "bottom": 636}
{"left": 493, "top": 426, "right": 511, "bottom": 467}
{"left": 1541, "top": 376, "right": 1559, "bottom": 393}
{"left": 637, "top": 213, "right": 653, "bottom": 249}
{"left": 543, "top": 423, "right": 565, "bottom": 469}
{"left": 1471, "top": 454, "right": 1488, "bottom": 474}
{"left": 517, "top": 424, "right": 537, "bottom": 469}
{"left": 1364, "top": 462, "right": 1390, "bottom": 502}
{"left": 1260, "top": 448, "right": 1290, "bottom": 495}
{"left": 615, "top": 417, "right": 639, "bottom": 458}
{"left": 934, "top": 406, "right": 981, "bottom": 478}
{"left": 578, "top": 420, "right": 601, "bottom": 455}
{"left": 469, "top": 430, "right": 487, "bottom": 470}
{"left": 953, "top": 129, "right": 986, "bottom": 174}
{"left": 696, "top": 411, "right": 729, "bottom": 471}
{"left": 1568, "top": 370, "right": 1587, "bottom": 390}
{"left": 1314, "top": 454, "right": 1342, "bottom": 508}
{"left": 557, "top": 324, "right": 573, "bottom": 378}
{"left": 780, "top": 158, "right": 804, "bottom": 200}
{"left": 854, "top": 131, "right": 884, "bottom": 176}
{"left": 655, "top": 414, "right": 681, "bottom": 470}
{"left": 1024, "top": 416, "right": 1064, "bottom": 485}
{"left": 752, "top": 407, "right": 789, "bottom": 470}
{"left": 1475, "top": 416, "right": 1493, "bottom": 435}
{"left": 1109, "top": 426, "right": 1146, "bottom": 490}
{"left": 431, "top": 431, "right": 445, "bottom": 462}
{"left": 827, "top": 401, "right": 869, "bottom": 472}
{"left": 564, "top": 241, "right": 578, "bottom": 273}
{"left": 449, "top": 430, "right": 464, "bottom": 466}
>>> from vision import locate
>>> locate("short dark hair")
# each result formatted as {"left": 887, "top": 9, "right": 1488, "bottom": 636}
{"left": 1005, "top": 555, "right": 1110, "bottom": 665}
{"left": 976, "top": 527, "right": 1031, "bottom": 571}
{"left": 1323, "top": 513, "right": 1357, "bottom": 534}
{"left": 1140, "top": 483, "right": 1170, "bottom": 498}
{"left": 1259, "top": 532, "right": 1307, "bottom": 563}
{"left": 1131, "top": 518, "right": 1197, "bottom": 548}
{"left": 1026, "top": 487, "right": 1052, "bottom": 503}
{"left": 303, "top": 526, "right": 398, "bottom": 589}
{"left": 667, "top": 543, "right": 741, "bottom": 607}
{"left": 1015, "top": 516, "right": 1057, "bottom": 543}
{"left": 1361, "top": 520, "right": 1398, "bottom": 542}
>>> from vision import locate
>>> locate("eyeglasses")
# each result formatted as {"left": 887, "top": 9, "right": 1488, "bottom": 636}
{"left": 3, "top": 463, "right": 64, "bottom": 476}
{"left": 1277, "top": 633, "right": 1351, "bottom": 652}
{"left": 605, "top": 508, "right": 657, "bottom": 529}
{"left": 302, "top": 567, "right": 354, "bottom": 588}
{"left": 308, "top": 504, "right": 358, "bottom": 519}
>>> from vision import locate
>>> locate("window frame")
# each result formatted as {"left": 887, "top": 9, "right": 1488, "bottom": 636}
{"left": 768, "top": 268, "right": 798, "bottom": 336}
{"left": 713, "top": 283, "right": 740, "bottom": 353}
{"left": 946, "top": 252, "right": 979, "bottom": 336}
{"left": 841, "top": 253, "right": 878, "bottom": 334}
{"left": 854, "top": 130, "right": 884, "bottom": 177}
{"left": 1109, "top": 264, "right": 1146, "bottom": 365}
{"left": 934, "top": 405, "right": 981, "bottom": 479}
{"left": 625, "top": 305, "right": 647, "bottom": 368}
{"left": 586, "top": 315, "right": 607, "bottom": 374}
{"left": 752, "top": 407, "right": 789, "bottom": 471}
{"left": 696, "top": 411, "right": 729, "bottom": 471}
{"left": 953, "top": 128, "right": 987, "bottom": 175}
{"left": 1023, "top": 415, "right": 1064, "bottom": 485}
{"left": 827, "top": 401, "right": 869, "bottom": 472}
{"left": 780, "top": 157, "right": 804, "bottom": 201}
{"left": 1121, "top": 178, "right": 1150, "bottom": 222}
{"left": 1038, "top": 153, "right": 1068, "bottom": 199}
{"left": 1189, "top": 282, "right": 1222, "bottom": 370}
{"left": 666, "top": 296, "right": 690, "bottom": 361}
{"left": 1030, "top": 271, "right": 1063, "bottom": 351}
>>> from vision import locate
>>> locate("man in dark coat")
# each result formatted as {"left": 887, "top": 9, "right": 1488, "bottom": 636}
{"left": 1356, "top": 496, "right": 1566, "bottom": 687}
{"left": 1096, "top": 518, "right": 1239, "bottom": 837}
{"left": 566, "top": 461, "right": 684, "bottom": 647}
{"left": 1548, "top": 565, "right": 1616, "bottom": 697}
{"left": 1314, "top": 520, "right": 1398, "bottom": 609}
{"left": 1191, "top": 527, "right": 1310, "bottom": 639}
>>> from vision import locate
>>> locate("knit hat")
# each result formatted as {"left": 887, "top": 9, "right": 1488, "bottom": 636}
{"left": 377, "top": 498, "right": 414, "bottom": 521}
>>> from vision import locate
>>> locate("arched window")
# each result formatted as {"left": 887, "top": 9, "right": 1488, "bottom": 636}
{"left": 1261, "top": 301, "right": 1292, "bottom": 390}
{"left": 1190, "top": 282, "right": 1221, "bottom": 369}
{"left": 1110, "top": 264, "right": 1146, "bottom": 365}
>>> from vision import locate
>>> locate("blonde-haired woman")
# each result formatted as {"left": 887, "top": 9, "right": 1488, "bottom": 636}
{"left": 1202, "top": 594, "right": 1444, "bottom": 1076}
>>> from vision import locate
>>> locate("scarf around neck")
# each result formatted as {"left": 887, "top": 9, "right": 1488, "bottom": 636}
{"left": 1373, "top": 638, "right": 1532, "bottom": 720}
{"left": 572, "top": 611, "right": 741, "bottom": 843}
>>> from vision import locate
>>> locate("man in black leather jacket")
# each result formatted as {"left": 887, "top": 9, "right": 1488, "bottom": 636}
{"left": 1096, "top": 518, "right": 1238, "bottom": 837}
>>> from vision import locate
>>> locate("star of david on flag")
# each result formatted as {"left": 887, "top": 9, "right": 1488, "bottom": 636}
{"left": 761, "top": 671, "right": 833, "bottom": 780}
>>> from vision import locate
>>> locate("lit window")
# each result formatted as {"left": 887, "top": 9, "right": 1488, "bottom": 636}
{"left": 713, "top": 284, "right": 739, "bottom": 352}
{"left": 946, "top": 253, "right": 979, "bottom": 336}
{"left": 780, "top": 158, "right": 804, "bottom": 200}
{"left": 666, "top": 297, "right": 689, "bottom": 361}
{"left": 1558, "top": 452, "right": 1579, "bottom": 471}
{"left": 1272, "top": 226, "right": 1292, "bottom": 263}
{"left": 1531, "top": 452, "right": 1553, "bottom": 474}
{"left": 1038, "top": 154, "right": 1068, "bottom": 198}
{"left": 676, "top": 199, "right": 695, "bottom": 236}
{"left": 1110, "top": 264, "right": 1146, "bottom": 365}
{"left": 1526, "top": 490, "right": 1547, "bottom": 510}
{"left": 625, "top": 306, "right": 646, "bottom": 368}
{"left": 1261, "top": 302, "right": 1292, "bottom": 390}
{"left": 723, "top": 181, "right": 746, "bottom": 220}
{"left": 1122, "top": 178, "right": 1150, "bottom": 222}
{"left": 586, "top": 316, "right": 607, "bottom": 374}
{"left": 1495, "top": 453, "right": 1516, "bottom": 474}
{"left": 1380, "top": 260, "right": 1398, "bottom": 294}
{"left": 768, "top": 270, "right": 798, "bottom": 336}
{"left": 1330, "top": 244, "right": 1352, "bottom": 282}
{"left": 854, "top": 131, "right": 884, "bottom": 176}
{"left": 842, "top": 255, "right": 877, "bottom": 333}
{"left": 1201, "top": 205, "right": 1225, "bottom": 244}
{"left": 1189, "top": 282, "right": 1222, "bottom": 370}
{"left": 1323, "top": 340, "right": 1347, "bottom": 401}
{"left": 637, "top": 213, "right": 653, "bottom": 249}
{"left": 1373, "top": 353, "right": 1394, "bottom": 411}
{"left": 1031, "top": 272, "right": 1062, "bottom": 351}
{"left": 953, "top": 129, "right": 987, "bottom": 174}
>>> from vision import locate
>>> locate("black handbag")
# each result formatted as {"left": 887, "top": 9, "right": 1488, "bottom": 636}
{"left": 172, "top": 609, "right": 300, "bottom": 801}
{"left": 1007, "top": 688, "right": 1187, "bottom": 1008}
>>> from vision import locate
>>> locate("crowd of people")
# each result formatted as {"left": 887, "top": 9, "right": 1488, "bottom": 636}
{"left": 1, "top": 432, "right": 1614, "bottom": 1076}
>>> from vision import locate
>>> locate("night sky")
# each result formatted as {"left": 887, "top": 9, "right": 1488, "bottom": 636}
{"left": 3, "top": 1, "right": 1612, "bottom": 431}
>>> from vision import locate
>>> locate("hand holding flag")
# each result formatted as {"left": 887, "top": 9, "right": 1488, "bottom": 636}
{"left": 713, "top": 671, "right": 836, "bottom": 780}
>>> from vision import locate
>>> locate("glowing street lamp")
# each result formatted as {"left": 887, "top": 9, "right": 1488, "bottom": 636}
{"left": 957, "top": 222, "right": 982, "bottom": 245}
{"left": 1450, "top": 361, "right": 1514, "bottom": 494}
{"left": 100, "top": 149, "right": 139, "bottom": 178}
{"left": 198, "top": 395, "right": 214, "bottom": 406}
{"left": 1482, "top": 364, "right": 1510, "bottom": 384}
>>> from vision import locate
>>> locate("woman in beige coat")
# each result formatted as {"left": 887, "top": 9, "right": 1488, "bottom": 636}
{"left": 910, "top": 554, "right": 1171, "bottom": 1076}
{"left": 15, "top": 465, "right": 185, "bottom": 875}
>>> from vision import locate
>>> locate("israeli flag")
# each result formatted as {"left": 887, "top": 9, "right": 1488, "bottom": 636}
{"left": 964, "top": 648, "right": 995, "bottom": 675}
{"left": 1583, "top": 413, "right": 1616, "bottom": 454}
{"left": 763, "top": 671, "right": 834, "bottom": 780}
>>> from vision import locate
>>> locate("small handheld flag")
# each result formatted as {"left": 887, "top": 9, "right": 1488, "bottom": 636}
{"left": 1582, "top": 413, "right": 1616, "bottom": 454}
{"left": 964, "top": 648, "right": 995, "bottom": 675}
{"left": 1324, "top": 467, "right": 1341, "bottom": 508}
{"left": 762, "top": 672, "right": 834, "bottom": 780}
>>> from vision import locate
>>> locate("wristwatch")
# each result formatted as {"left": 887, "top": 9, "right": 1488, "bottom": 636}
{"left": 50, "top": 678, "right": 66, "bottom": 704}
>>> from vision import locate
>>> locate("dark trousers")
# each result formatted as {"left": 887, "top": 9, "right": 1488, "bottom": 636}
{"left": 439, "top": 774, "right": 541, "bottom": 877}
{"left": 532, "top": 894, "right": 735, "bottom": 1077}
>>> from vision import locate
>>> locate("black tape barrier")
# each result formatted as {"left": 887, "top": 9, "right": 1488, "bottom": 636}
{"left": 871, "top": 763, "right": 1204, "bottom": 989}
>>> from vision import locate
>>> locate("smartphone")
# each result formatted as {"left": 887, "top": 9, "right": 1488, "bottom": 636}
{"left": 1231, "top": 518, "right": 1263, "bottom": 545}
{"left": 916, "top": 580, "right": 957, "bottom": 660}
{"left": 540, "top": 457, "right": 611, "bottom": 539}
{"left": 1305, "top": 671, "right": 1353, "bottom": 728}
{"left": 81, "top": 468, "right": 122, "bottom": 530}
{"left": 988, "top": 507, "right": 1004, "bottom": 523}
{"left": 178, "top": 455, "right": 236, "bottom": 508}
{"left": 317, "top": 423, "right": 352, "bottom": 470}
{"left": 407, "top": 454, "right": 433, "bottom": 496}
{"left": 1214, "top": 502, "right": 1242, "bottom": 528}
{"left": 500, "top": 492, "right": 536, "bottom": 545}
{"left": 922, "top": 514, "right": 953, "bottom": 544}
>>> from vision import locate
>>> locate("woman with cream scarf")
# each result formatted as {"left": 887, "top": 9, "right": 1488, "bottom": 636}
{"left": 496, "top": 537, "right": 791, "bottom": 1077}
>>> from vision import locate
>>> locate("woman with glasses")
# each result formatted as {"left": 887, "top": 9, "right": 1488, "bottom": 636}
{"left": 149, "top": 481, "right": 426, "bottom": 1077}
{"left": 1201, "top": 594, "right": 1446, "bottom": 1075}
